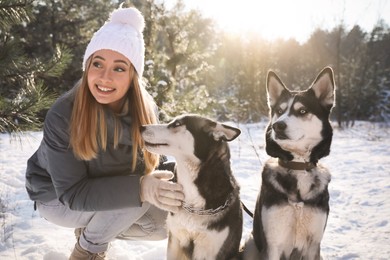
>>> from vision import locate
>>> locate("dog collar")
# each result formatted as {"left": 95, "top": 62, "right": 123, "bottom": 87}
{"left": 278, "top": 159, "right": 316, "bottom": 171}
{"left": 181, "top": 193, "right": 234, "bottom": 216}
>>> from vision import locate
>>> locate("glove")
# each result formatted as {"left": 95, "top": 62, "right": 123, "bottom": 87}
{"left": 140, "top": 170, "right": 184, "bottom": 213}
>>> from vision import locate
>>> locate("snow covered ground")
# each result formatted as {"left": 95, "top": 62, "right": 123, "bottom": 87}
{"left": 1, "top": 121, "right": 389, "bottom": 259}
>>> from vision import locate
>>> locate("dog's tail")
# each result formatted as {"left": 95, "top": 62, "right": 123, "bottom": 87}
{"left": 241, "top": 201, "right": 254, "bottom": 218}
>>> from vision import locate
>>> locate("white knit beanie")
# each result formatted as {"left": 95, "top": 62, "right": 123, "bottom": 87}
{"left": 82, "top": 7, "right": 145, "bottom": 76}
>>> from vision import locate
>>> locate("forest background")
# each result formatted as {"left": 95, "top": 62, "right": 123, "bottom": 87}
{"left": 1, "top": 0, "right": 390, "bottom": 134}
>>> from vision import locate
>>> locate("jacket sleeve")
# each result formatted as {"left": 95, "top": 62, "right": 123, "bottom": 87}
{"left": 43, "top": 105, "right": 142, "bottom": 212}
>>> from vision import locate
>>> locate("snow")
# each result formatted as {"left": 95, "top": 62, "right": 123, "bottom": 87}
{"left": 1, "top": 121, "right": 390, "bottom": 260}
{"left": 157, "top": 81, "right": 167, "bottom": 86}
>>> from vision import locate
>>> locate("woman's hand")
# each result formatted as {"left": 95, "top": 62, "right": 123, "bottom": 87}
{"left": 140, "top": 170, "right": 184, "bottom": 213}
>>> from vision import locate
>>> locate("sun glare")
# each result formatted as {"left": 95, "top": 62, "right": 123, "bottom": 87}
{"left": 196, "top": 0, "right": 335, "bottom": 43}
{"left": 168, "top": 0, "right": 390, "bottom": 44}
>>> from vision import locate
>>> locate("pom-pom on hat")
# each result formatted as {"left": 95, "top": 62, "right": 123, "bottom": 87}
{"left": 83, "top": 7, "right": 145, "bottom": 76}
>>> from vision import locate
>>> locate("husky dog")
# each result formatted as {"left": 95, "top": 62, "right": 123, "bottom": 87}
{"left": 243, "top": 67, "right": 335, "bottom": 260}
{"left": 141, "top": 115, "right": 242, "bottom": 260}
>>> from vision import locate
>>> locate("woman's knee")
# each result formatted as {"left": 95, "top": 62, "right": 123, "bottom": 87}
{"left": 36, "top": 199, "right": 93, "bottom": 228}
{"left": 117, "top": 205, "right": 168, "bottom": 241}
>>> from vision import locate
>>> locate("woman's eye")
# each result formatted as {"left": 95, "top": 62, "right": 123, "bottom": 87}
{"left": 92, "top": 61, "right": 102, "bottom": 68}
{"left": 114, "top": 67, "right": 126, "bottom": 72}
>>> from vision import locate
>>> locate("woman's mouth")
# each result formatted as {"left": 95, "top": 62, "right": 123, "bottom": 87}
{"left": 96, "top": 85, "right": 115, "bottom": 93}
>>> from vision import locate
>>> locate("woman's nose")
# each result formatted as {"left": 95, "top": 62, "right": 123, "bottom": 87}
{"left": 100, "top": 68, "right": 112, "bottom": 82}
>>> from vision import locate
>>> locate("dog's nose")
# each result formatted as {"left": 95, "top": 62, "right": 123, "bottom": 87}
{"left": 273, "top": 121, "right": 287, "bottom": 133}
{"left": 140, "top": 125, "right": 146, "bottom": 132}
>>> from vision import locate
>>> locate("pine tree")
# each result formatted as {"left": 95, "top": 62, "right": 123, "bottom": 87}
{"left": 143, "top": 0, "right": 217, "bottom": 119}
{"left": 0, "top": 0, "right": 72, "bottom": 133}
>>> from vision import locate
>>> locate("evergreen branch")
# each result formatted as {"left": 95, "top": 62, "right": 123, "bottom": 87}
{"left": 35, "top": 45, "right": 73, "bottom": 79}
{"left": 0, "top": 81, "right": 56, "bottom": 133}
{"left": 0, "top": 0, "right": 34, "bottom": 29}
{"left": 0, "top": 36, "right": 28, "bottom": 79}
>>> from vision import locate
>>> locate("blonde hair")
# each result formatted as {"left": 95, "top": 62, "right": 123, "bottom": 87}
{"left": 69, "top": 58, "right": 159, "bottom": 174}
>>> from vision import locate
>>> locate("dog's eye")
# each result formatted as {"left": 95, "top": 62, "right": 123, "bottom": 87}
{"left": 172, "top": 120, "right": 182, "bottom": 127}
{"left": 299, "top": 108, "right": 307, "bottom": 115}
{"left": 277, "top": 109, "right": 284, "bottom": 115}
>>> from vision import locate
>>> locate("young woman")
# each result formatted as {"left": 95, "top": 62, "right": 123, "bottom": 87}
{"left": 25, "top": 7, "right": 184, "bottom": 260}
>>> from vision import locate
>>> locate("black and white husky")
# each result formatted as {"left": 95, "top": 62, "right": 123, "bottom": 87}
{"left": 243, "top": 67, "right": 335, "bottom": 260}
{"left": 141, "top": 115, "right": 242, "bottom": 260}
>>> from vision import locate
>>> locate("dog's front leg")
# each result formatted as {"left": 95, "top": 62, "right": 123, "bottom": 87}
{"left": 167, "top": 233, "right": 190, "bottom": 260}
{"left": 241, "top": 234, "right": 262, "bottom": 260}
{"left": 303, "top": 242, "right": 321, "bottom": 260}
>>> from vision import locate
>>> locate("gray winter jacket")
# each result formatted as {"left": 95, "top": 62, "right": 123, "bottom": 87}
{"left": 25, "top": 90, "right": 148, "bottom": 211}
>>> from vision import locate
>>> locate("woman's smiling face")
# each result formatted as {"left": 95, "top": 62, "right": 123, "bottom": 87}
{"left": 87, "top": 49, "right": 133, "bottom": 113}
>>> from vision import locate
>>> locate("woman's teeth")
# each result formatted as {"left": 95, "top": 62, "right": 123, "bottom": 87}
{"left": 97, "top": 85, "right": 114, "bottom": 92}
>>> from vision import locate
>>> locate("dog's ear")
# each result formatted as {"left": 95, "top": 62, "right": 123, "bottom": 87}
{"left": 267, "top": 70, "right": 288, "bottom": 107}
{"left": 212, "top": 123, "right": 241, "bottom": 142}
{"left": 310, "top": 67, "right": 336, "bottom": 109}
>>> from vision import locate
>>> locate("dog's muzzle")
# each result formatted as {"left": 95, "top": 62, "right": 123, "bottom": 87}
{"left": 272, "top": 121, "right": 288, "bottom": 140}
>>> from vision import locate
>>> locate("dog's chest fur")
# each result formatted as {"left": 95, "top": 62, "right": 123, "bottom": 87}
{"left": 166, "top": 163, "right": 217, "bottom": 231}
{"left": 253, "top": 157, "right": 331, "bottom": 257}
{"left": 175, "top": 163, "right": 206, "bottom": 208}
{"left": 262, "top": 158, "right": 331, "bottom": 205}
{"left": 166, "top": 155, "right": 238, "bottom": 235}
